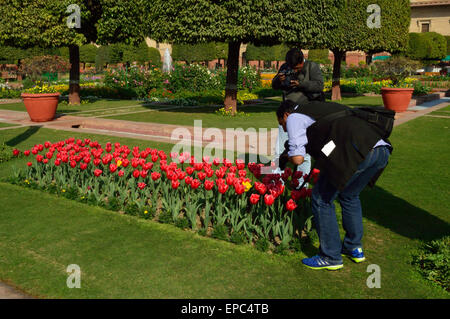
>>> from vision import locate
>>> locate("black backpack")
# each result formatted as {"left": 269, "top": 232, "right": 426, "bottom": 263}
{"left": 316, "top": 106, "right": 395, "bottom": 140}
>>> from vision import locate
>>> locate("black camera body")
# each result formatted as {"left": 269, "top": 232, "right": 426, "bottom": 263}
{"left": 279, "top": 68, "right": 298, "bottom": 90}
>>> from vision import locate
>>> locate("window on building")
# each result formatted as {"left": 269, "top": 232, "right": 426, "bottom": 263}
{"left": 421, "top": 23, "right": 430, "bottom": 33}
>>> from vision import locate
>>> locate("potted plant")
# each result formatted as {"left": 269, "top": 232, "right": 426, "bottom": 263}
{"left": 19, "top": 56, "right": 71, "bottom": 122}
{"left": 376, "top": 56, "right": 420, "bottom": 112}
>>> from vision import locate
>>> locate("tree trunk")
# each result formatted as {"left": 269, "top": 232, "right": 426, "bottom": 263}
{"left": 69, "top": 45, "right": 81, "bottom": 105}
{"left": 331, "top": 49, "right": 345, "bottom": 101}
{"left": 224, "top": 41, "right": 241, "bottom": 114}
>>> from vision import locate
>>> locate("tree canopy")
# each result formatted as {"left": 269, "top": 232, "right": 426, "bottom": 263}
{"left": 0, "top": 0, "right": 147, "bottom": 103}
{"left": 148, "top": 0, "right": 338, "bottom": 112}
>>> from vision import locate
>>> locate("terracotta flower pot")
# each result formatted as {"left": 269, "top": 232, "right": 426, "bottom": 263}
{"left": 21, "top": 93, "right": 60, "bottom": 122}
{"left": 381, "top": 87, "right": 414, "bottom": 113}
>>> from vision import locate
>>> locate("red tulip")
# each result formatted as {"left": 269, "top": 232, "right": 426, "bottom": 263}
{"left": 24, "top": 150, "right": 30, "bottom": 156}
{"left": 93, "top": 158, "right": 101, "bottom": 166}
{"left": 69, "top": 160, "right": 77, "bottom": 168}
{"left": 237, "top": 161, "right": 245, "bottom": 171}
{"left": 118, "top": 170, "right": 125, "bottom": 177}
{"left": 286, "top": 199, "right": 298, "bottom": 211}
{"left": 250, "top": 193, "right": 260, "bottom": 205}
{"left": 177, "top": 171, "right": 186, "bottom": 180}
{"left": 132, "top": 169, "right": 140, "bottom": 178}
{"left": 151, "top": 172, "right": 161, "bottom": 181}
{"left": 218, "top": 183, "right": 228, "bottom": 194}
{"left": 197, "top": 172, "right": 206, "bottom": 181}
{"left": 184, "top": 176, "right": 193, "bottom": 185}
{"left": 205, "top": 168, "right": 214, "bottom": 178}
{"left": 190, "top": 179, "right": 201, "bottom": 189}
{"left": 43, "top": 159, "right": 49, "bottom": 164}
{"left": 255, "top": 182, "right": 267, "bottom": 195}
{"left": 264, "top": 194, "right": 275, "bottom": 206}
{"left": 138, "top": 182, "right": 146, "bottom": 190}
{"left": 171, "top": 180, "right": 180, "bottom": 189}
{"left": 194, "top": 162, "right": 203, "bottom": 171}
{"left": 204, "top": 180, "right": 214, "bottom": 191}
{"left": 27, "top": 162, "right": 32, "bottom": 167}
{"left": 54, "top": 159, "right": 61, "bottom": 166}
{"left": 12, "top": 149, "right": 20, "bottom": 156}
{"left": 238, "top": 170, "right": 246, "bottom": 178}
{"left": 213, "top": 158, "right": 221, "bottom": 166}
{"left": 234, "top": 182, "right": 245, "bottom": 195}
{"left": 109, "top": 164, "right": 118, "bottom": 173}
{"left": 186, "top": 166, "right": 194, "bottom": 175}
{"left": 151, "top": 154, "right": 158, "bottom": 162}
{"left": 94, "top": 169, "right": 102, "bottom": 177}
{"left": 140, "top": 170, "right": 148, "bottom": 178}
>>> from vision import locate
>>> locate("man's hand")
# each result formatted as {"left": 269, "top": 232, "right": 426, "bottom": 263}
{"left": 290, "top": 79, "right": 300, "bottom": 88}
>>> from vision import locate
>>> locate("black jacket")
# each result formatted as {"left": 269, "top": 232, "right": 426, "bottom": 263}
{"left": 292, "top": 101, "right": 392, "bottom": 191}
{"left": 272, "top": 60, "right": 324, "bottom": 104}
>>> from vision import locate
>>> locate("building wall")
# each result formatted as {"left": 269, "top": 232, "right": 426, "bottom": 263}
{"left": 409, "top": 1, "right": 450, "bottom": 35}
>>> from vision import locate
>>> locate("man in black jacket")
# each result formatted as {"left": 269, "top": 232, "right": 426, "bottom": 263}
{"left": 277, "top": 100, "right": 392, "bottom": 270}
{"left": 272, "top": 48, "right": 324, "bottom": 104}
{"left": 272, "top": 48, "right": 324, "bottom": 182}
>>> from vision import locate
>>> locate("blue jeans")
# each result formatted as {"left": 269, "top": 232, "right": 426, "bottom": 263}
{"left": 311, "top": 146, "right": 390, "bottom": 263}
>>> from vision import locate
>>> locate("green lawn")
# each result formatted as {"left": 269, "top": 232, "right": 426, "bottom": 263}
{"left": 0, "top": 122, "right": 18, "bottom": 128}
{"left": 0, "top": 113, "right": 448, "bottom": 298}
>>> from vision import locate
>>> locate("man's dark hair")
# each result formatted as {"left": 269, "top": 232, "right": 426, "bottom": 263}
{"left": 285, "top": 48, "right": 304, "bottom": 68}
{"left": 276, "top": 100, "right": 298, "bottom": 119}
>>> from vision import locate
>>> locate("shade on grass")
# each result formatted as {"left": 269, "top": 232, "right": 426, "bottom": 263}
{"left": 0, "top": 115, "right": 449, "bottom": 298}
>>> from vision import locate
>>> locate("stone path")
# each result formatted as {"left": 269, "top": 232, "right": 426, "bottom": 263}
{"left": 0, "top": 282, "right": 32, "bottom": 299}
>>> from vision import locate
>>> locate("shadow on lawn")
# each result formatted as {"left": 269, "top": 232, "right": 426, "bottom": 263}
{"left": 5, "top": 126, "right": 41, "bottom": 147}
{"left": 361, "top": 186, "right": 450, "bottom": 242}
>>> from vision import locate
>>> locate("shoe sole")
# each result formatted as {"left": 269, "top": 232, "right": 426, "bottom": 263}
{"left": 341, "top": 254, "right": 366, "bottom": 263}
{"left": 303, "top": 264, "right": 344, "bottom": 271}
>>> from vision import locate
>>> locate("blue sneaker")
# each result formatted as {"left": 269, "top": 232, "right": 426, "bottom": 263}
{"left": 342, "top": 247, "right": 366, "bottom": 263}
{"left": 302, "top": 255, "right": 343, "bottom": 271}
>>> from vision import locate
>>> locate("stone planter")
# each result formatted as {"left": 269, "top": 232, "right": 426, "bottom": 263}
{"left": 381, "top": 87, "right": 414, "bottom": 113}
{"left": 21, "top": 93, "right": 60, "bottom": 122}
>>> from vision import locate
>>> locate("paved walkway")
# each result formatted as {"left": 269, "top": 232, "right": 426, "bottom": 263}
{"left": 0, "top": 282, "right": 32, "bottom": 299}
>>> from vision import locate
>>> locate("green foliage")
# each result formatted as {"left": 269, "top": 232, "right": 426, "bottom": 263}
{"left": 230, "top": 231, "right": 247, "bottom": 245}
{"left": 446, "top": 36, "right": 450, "bottom": 55}
{"left": 172, "top": 42, "right": 227, "bottom": 64}
{"left": 408, "top": 32, "right": 447, "bottom": 61}
{"left": 327, "top": 0, "right": 410, "bottom": 53}
{"left": 80, "top": 44, "right": 98, "bottom": 64}
{"left": 211, "top": 224, "right": 229, "bottom": 241}
{"left": 148, "top": 47, "right": 162, "bottom": 68}
{"left": 158, "top": 210, "right": 173, "bottom": 224}
{"left": 0, "top": 143, "right": 18, "bottom": 164}
{"left": 255, "top": 238, "right": 270, "bottom": 252}
{"left": 95, "top": 46, "right": 110, "bottom": 71}
{"left": 175, "top": 217, "right": 190, "bottom": 229}
{"left": 411, "top": 236, "right": 450, "bottom": 292}
{"left": 307, "top": 49, "right": 331, "bottom": 65}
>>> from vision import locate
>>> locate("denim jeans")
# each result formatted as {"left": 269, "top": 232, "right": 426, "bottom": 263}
{"left": 311, "top": 146, "right": 391, "bottom": 263}
{"left": 275, "top": 125, "right": 311, "bottom": 184}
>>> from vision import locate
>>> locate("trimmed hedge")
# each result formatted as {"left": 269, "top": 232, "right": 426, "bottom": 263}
{"left": 408, "top": 32, "right": 447, "bottom": 61}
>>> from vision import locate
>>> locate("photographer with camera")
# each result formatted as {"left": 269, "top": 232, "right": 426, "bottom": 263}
{"left": 276, "top": 99, "right": 393, "bottom": 270}
{"left": 272, "top": 48, "right": 325, "bottom": 184}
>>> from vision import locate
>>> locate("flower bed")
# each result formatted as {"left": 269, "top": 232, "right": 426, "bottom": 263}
{"left": 9, "top": 139, "right": 319, "bottom": 253}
